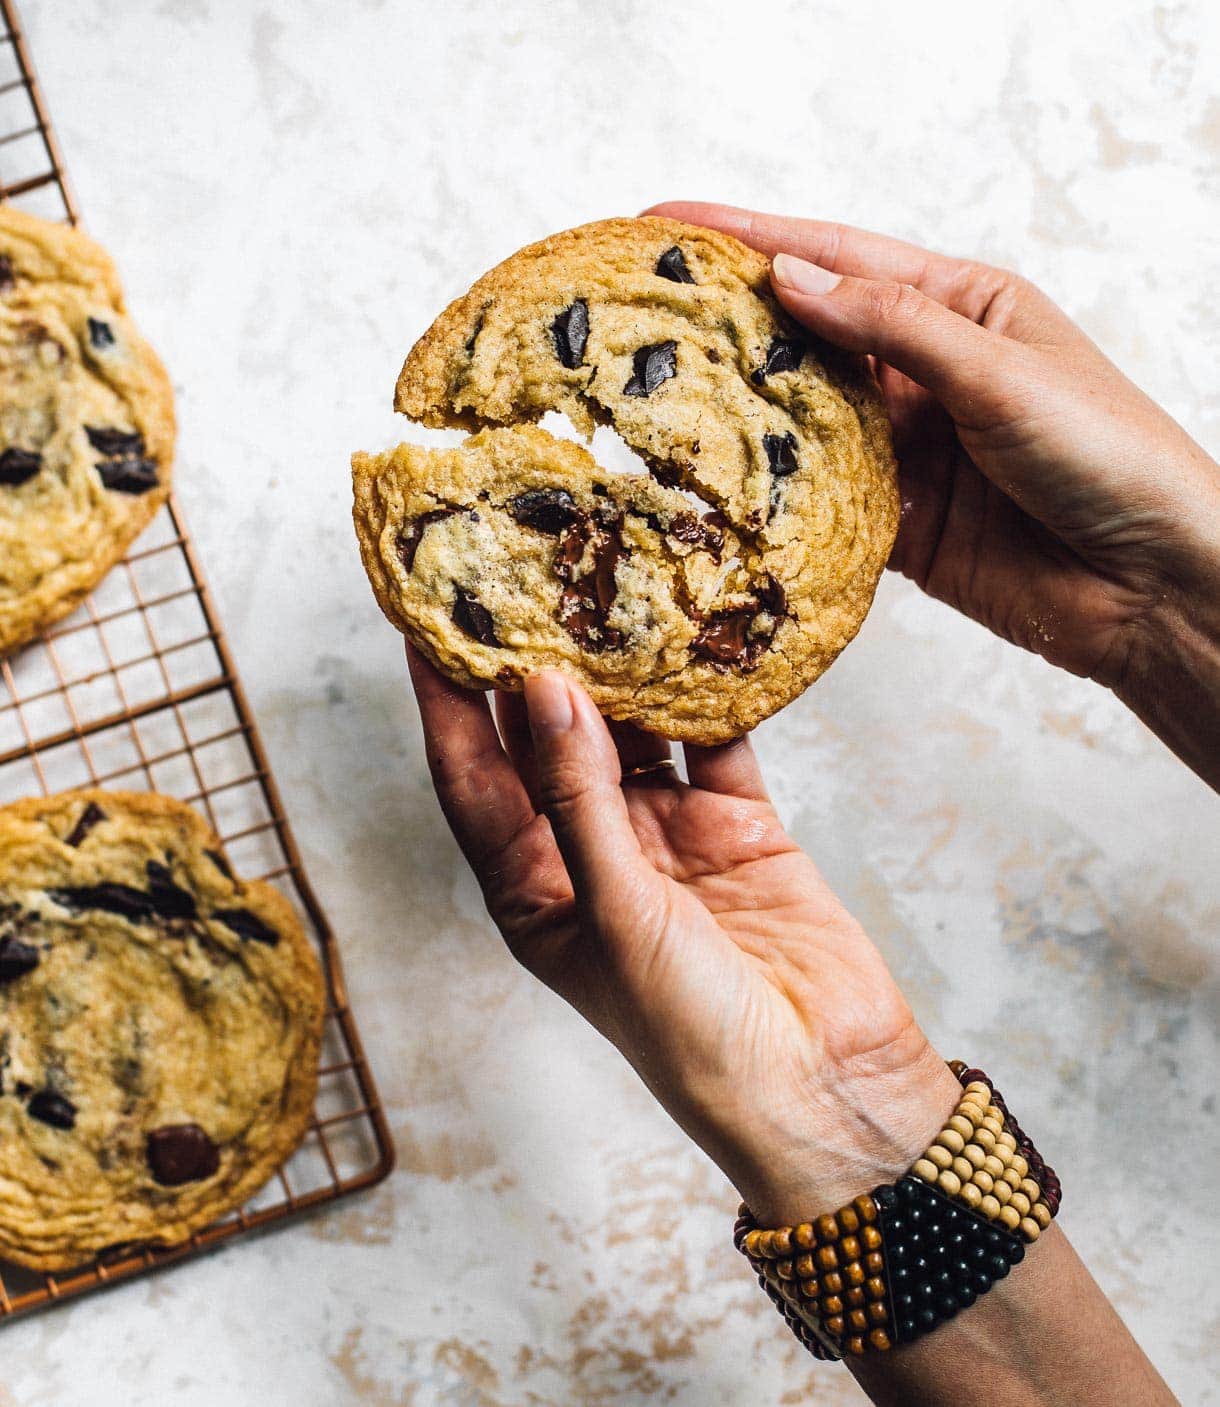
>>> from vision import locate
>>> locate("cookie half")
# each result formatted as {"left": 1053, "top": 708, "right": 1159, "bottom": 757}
{"left": 355, "top": 216, "right": 898, "bottom": 743}
{"left": 0, "top": 208, "right": 176, "bottom": 655}
{"left": 0, "top": 789, "right": 324, "bottom": 1270}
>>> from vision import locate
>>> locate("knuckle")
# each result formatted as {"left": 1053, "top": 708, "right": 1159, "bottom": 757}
{"left": 536, "top": 760, "right": 596, "bottom": 819}
{"left": 862, "top": 278, "right": 926, "bottom": 326}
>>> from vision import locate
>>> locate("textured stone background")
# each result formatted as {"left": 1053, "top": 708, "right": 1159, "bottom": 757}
{"left": 3, "top": 0, "right": 1218, "bottom": 1402}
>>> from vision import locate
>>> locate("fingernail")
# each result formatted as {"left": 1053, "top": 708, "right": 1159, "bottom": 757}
{"left": 524, "top": 671, "right": 574, "bottom": 736}
{"left": 773, "top": 252, "right": 841, "bottom": 296}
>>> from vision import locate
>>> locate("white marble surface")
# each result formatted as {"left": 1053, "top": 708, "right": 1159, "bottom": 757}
{"left": 3, "top": 0, "right": 1218, "bottom": 1402}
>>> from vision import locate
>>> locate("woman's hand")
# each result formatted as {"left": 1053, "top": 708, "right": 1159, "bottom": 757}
{"left": 647, "top": 203, "right": 1220, "bottom": 788}
{"left": 408, "top": 646, "right": 959, "bottom": 1222}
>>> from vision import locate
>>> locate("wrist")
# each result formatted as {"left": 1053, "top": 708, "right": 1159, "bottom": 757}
{"left": 729, "top": 1038, "right": 961, "bottom": 1226}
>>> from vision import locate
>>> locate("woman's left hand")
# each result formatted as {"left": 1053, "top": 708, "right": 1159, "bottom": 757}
{"left": 407, "top": 645, "right": 958, "bottom": 1220}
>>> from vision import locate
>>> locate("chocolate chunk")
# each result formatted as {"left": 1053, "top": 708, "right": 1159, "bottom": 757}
{"left": 87, "top": 317, "right": 116, "bottom": 350}
{"left": 453, "top": 589, "right": 500, "bottom": 646}
{"left": 655, "top": 246, "right": 695, "bottom": 284}
{"left": 464, "top": 312, "right": 485, "bottom": 355}
{"left": 146, "top": 1123, "right": 220, "bottom": 1186}
{"left": 0, "top": 254, "right": 13, "bottom": 291}
{"left": 214, "top": 907, "right": 280, "bottom": 946}
{"left": 205, "top": 848, "right": 233, "bottom": 881}
{"left": 97, "top": 455, "right": 159, "bottom": 494}
{"left": 27, "top": 1089, "right": 76, "bottom": 1130}
{"left": 64, "top": 801, "right": 106, "bottom": 848}
{"left": 751, "top": 336, "right": 804, "bottom": 384}
{"left": 50, "top": 881, "right": 157, "bottom": 921}
{"left": 666, "top": 511, "right": 724, "bottom": 559}
{"left": 51, "top": 860, "right": 195, "bottom": 924}
{"left": 145, "top": 862, "right": 197, "bottom": 920}
{"left": 0, "top": 935, "right": 39, "bottom": 984}
{"left": 555, "top": 514, "right": 625, "bottom": 651}
{"left": 551, "top": 299, "right": 589, "bottom": 369}
{"left": 85, "top": 425, "right": 143, "bottom": 456}
{"left": 508, "top": 488, "right": 580, "bottom": 535}
{"left": 763, "top": 431, "right": 799, "bottom": 476}
{"left": 395, "top": 507, "right": 458, "bottom": 572}
{"left": 623, "top": 340, "right": 677, "bottom": 397}
{"left": 0, "top": 447, "right": 42, "bottom": 486}
{"left": 692, "top": 577, "right": 787, "bottom": 669}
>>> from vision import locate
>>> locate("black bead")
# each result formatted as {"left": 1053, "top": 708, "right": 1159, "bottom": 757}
{"left": 957, "top": 1284, "right": 977, "bottom": 1308}
{"left": 897, "top": 1317, "right": 916, "bottom": 1340}
{"left": 917, "top": 1281, "right": 937, "bottom": 1301}
{"left": 990, "top": 1255, "right": 1011, "bottom": 1280}
{"left": 895, "top": 1293, "right": 914, "bottom": 1312}
{"left": 925, "top": 1221, "right": 942, "bottom": 1240}
{"left": 1005, "top": 1238, "right": 1026, "bottom": 1265}
{"left": 917, "top": 1308, "right": 938, "bottom": 1332}
{"left": 951, "top": 1257, "right": 972, "bottom": 1279}
{"left": 888, "top": 1242, "right": 908, "bottom": 1267}
{"left": 890, "top": 1265, "right": 910, "bottom": 1286}
{"left": 873, "top": 1184, "right": 898, "bottom": 1209}
{"left": 973, "top": 1272, "right": 993, "bottom": 1295}
{"left": 938, "top": 1295, "right": 960, "bottom": 1318}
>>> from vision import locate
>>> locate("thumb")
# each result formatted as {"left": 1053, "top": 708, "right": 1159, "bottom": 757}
{"left": 771, "top": 251, "right": 1021, "bottom": 429}
{"left": 523, "top": 671, "right": 664, "bottom": 924}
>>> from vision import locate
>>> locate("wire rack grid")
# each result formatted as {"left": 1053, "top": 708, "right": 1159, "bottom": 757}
{"left": 0, "top": 0, "right": 394, "bottom": 1321}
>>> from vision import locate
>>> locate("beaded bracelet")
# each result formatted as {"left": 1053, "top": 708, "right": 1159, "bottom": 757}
{"left": 735, "top": 1063, "right": 1060, "bottom": 1360}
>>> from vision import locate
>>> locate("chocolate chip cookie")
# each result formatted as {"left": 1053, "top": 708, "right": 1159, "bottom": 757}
{"left": 354, "top": 216, "right": 897, "bottom": 743}
{"left": 0, "top": 789, "right": 324, "bottom": 1270}
{"left": 0, "top": 207, "right": 175, "bottom": 656}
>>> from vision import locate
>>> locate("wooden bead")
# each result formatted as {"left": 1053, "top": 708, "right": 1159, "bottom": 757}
{"left": 911, "top": 1158, "right": 940, "bottom": 1183}
{"left": 1010, "top": 1153, "right": 1029, "bottom": 1179}
{"left": 993, "top": 1142, "right": 1014, "bottom": 1168}
{"left": 927, "top": 1145, "right": 954, "bottom": 1170}
{"left": 794, "top": 1254, "right": 816, "bottom": 1279}
{"left": 826, "top": 1315, "right": 845, "bottom": 1337}
{"left": 979, "top": 1194, "right": 1001, "bottom": 1219}
{"left": 865, "top": 1251, "right": 884, "bottom": 1274}
{"left": 744, "top": 1230, "right": 764, "bottom": 1257}
{"left": 992, "top": 1179, "right": 1013, "bottom": 1205}
{"left": 982, "top": 1155, "right": 1005, "bottom": 1179}
{"left": 848, "top": 1308, "right": 869, "bottom": 1332}
{"left": 1009, "top": 1191, "right": 1031, "bottom": 1217}
{"left": 776, "top": 1259, "right": 794, "bottom": 1280}
{"left": 997, "top": 1205, "right": 1021, "bottom": 1231}
{"left": 837, "top": 1206, "right": 861, "bottom": 1235}
{"left": 965, "top": 1081, "right": 991, "bottom": 1097}
{"left": 840, "top": 1236, "right": 861, "bottom": 1262}
{"left": 936, "top": 1128, "right": 966, "bottom": 1154}
{"left": 1032, "top": 1203, "right": 1052, "bottom": 1229}
{"left": 974, "top": 1127, "right": 996, "bottom": 1152}
{"left": 854, "top": 1195, "right": 878, "bottom": 1225}
{"left": 773, "top": 1228, "right": 794, "bottom": 1254}
{"left": 1020, "top": 1218, "right": 1042, "bottom": 1242}
{"left": 952, "top": 1156, "right": 975, "bottom": 1181}
{"left": 846, "top": 1336, "right": 866, "bottom": 1357}
{"left": 821, "top": 1271, "right": 844, "bottom": 1295}
{"left": 937, "top": 1170, "right": 962, "bottom": 1197}
{"left": 1002, "top": 1167, "right": 1022, "bottom": 1189}
{"left": 997, "top": 1130, "right": 1017, "bottom": 1151}
{"left": 947, "top": 1114, "right": 975, "bottom": 1139}
{"left": 799, "top": 1278, "right": 820, "bottom": 1299}
{"left": 984, "top": 1104, "right": 1004, "bottom": 1123}
{"left": 962, "top": 1143, "right": 986, "bottom": 1169}
{"left": 844, "top": 1262, "right": 866, "bottom": 1288}
{"left": 822, "top": 1295, "right": 844, "bottom": 1316}
{"left": 980, "top": 1116, "right": 1004, "bottom": 1138}
{"left": 794, "top": 1223, "right": 817, "bottom": 1251}
{"left": 861, "top": 1225, "right": 883, "bottom": 1251}
{"left": 960, "top": 1182, "right": 983, "bottom": 1210}
{"left": 868, "top": 1300, "right": 888, "bottom": 1325}
{"left": 972, "top": 1169, "right": 995, "bottom": 1194}
{"left": 868, "top": 1328, "right": 893, "bottom": 1352}
{"left": 866, "top": 1277, "right": 886, "bottom": 1300}
{"left": 815, "top": 1245, "right": 838, "bottom": 1272}
{"left": 846, "top": 1285, "right": 866, "bottom": 1307}
{"left": 816, "top": 1214, "right": 839, "bottom": 1244}
{"left": 1019, "top": 1178, "right": 1042, "bottom": 1203}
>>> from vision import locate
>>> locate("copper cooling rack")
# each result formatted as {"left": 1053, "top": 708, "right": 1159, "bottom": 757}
{"left": 0, "top": 0, "right": 394, "bottom": 1320}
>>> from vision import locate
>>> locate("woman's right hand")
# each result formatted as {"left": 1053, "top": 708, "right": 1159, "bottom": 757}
{"left": 647, "top": 203, "right": 1220, "bottom": 787}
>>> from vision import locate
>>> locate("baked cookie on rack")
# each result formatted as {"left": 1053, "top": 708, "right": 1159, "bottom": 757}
{"left": 0, "top": 207, "right": 175, "bottom": 656}
{"left": 353, "top": 216, "right": 897, "bottom": 743}
{"left": 0, "top": 789, "right": 324, "bottom": 1271}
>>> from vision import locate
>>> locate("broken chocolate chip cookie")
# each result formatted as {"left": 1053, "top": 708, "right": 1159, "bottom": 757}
{"left": 0, "top": 207, "right": 176, "bottom": 656}
{"left": 0, "top": 789, "right": 323, "bottom": 1270}
{"left": 354, "top": 216, "right": 898, "bottom": 743}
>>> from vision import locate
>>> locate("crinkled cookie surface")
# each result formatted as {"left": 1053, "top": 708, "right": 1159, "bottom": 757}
{"left": 354, "top": 216, "right": 897, "bottom": 742}
{"left": 0, "top": 207, "right": 175, "bottom": 655}
{"left": 0, "top": 789, "right": 323, "bottom": 1270}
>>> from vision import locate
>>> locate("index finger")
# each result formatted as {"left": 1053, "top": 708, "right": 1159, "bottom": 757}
{"left": 643, "top": 202, "right": 953, "bottom": 291}
{"left": 406, "top": 643, "right": 537, "bottom": 872}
